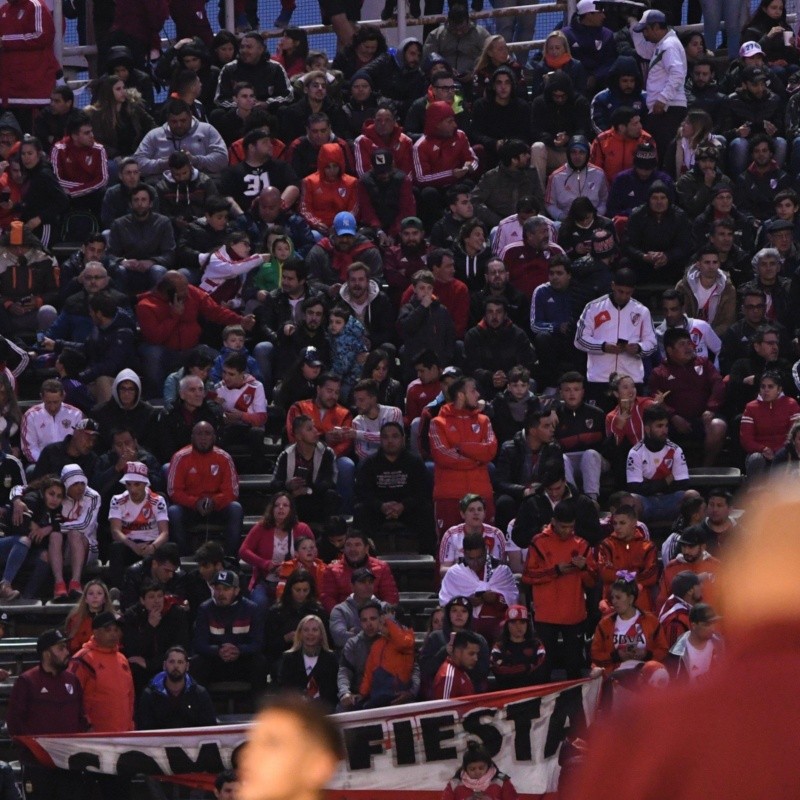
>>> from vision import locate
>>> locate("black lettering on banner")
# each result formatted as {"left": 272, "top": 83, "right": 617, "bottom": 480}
{"left": 67, "top": 752, "right": 100, "bottom": 772}
{"left": 421, "top": 714, "right": 457, "bottom": 762}
{"left": 392, "top": 720, "right": 416, "bottom": 765}
{"left": 462, "top": 708, "right": 501, "bottom": 757}
{"left": 116, "top": 750, "right": 165, "bottom": 779}
{"left": 544, "top": 686, "right": 586, "bottom": 758}
{"left": 166, "top": 744, "right": 226, "bottom": 775}
{"left": 505, "top": 697, "right": 542, "bottom": 761}
{"left": 344, "top": 724, "right": 385, "bottom": 770}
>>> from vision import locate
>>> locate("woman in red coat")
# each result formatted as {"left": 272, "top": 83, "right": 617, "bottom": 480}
{"left": 442, "top": 741, "right": 519, "bottom": 800}
{"left": 239, "top": 491, "right": 313, "bottom": 609}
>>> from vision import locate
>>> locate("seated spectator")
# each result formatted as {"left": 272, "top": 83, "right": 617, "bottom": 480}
{"left": 740, "top": 370, "right": 800, "bottom": 478}
{"left": 191, "top": 569, "right": 266, "bottom": 703}
{"left": 47, "top": 465, "right": 101, "bottom": 601}
{"left": 430, "top": 184, "right": 475, "bottom": 252}
{"left": 546, "top": 136, "right": 608, "bottom": 223}
{"left": 658, "top": 570, "right": 702, "bottom": 648}
{"left": 527, "top": 30, "right": 587, "bottom": 99}
{"left": 274, "top": 346, "right": 323, "bottom": 413}
{"left": 361, "top": 348, "right": 403, "bottom": 407}
{"left": 65, "top": 578, "right": 114, "bottom": 653}
{"left": 300, "top": 143, "right": 358, "bottom": 238}
{"left": 728, "top": 324, "right": 794, "bottom": 413}
{"left": 740, "top": 247, "right": 792, "bottom": 329}
{"left": 100, "top": 157, "right": 157, "bottom": 231}
{"left": 182, "top": 541, "right": 228, "bottom": 622}
{"left": 485, "top": 365, "right": 540, "bottom": 447}
{"left": 657, "top": 525, "right": 721, "bottom": 609}
{"left": 382, "top": 216, "right": 430, "bottom": 305}
{"left": 439, "top": 531, "right": 518, "bottom": 643}
{"left": 167, "top": 421, "right": 243, "bottom": 556}
{"left": 692, "top": 184, "right": 757, "bottom": 254}
{"left": 119, "top": 542, "right": 184, "bottom": 611}
{"left": 239, "top": 491, "right": 313, "bottom": 609}
{"left": 590, "top": 573, "right": 668, "bottom": 676}
{"left": 489, "top": 605, "right": 548, "bottom": 689}
{"left": 663, "top": 109, "right": 723, "bottom": 179}
{"left": 720, "top": 289, "right": 776, "bottom": 374}
{"left": 336, "top": 600, "right": 382, "bottom": 710}
{"left": 674, "top": 144, "right": 733, "bottom": 220}
{"left": 69, "top": 612, "right": 135, "bottom": 733}
{"left": 341, "top": 71, "right": 379, "bottom": 141}
{"left": 279, "top": 71, "right": 349, "bottom": 145}
{"left": 136, "top": 645, "right": 216, "bottom": 730}
{"left": 623, "top": 181, "right": 691, "bottom": 283}
{"left": 439, "top": 493, "right": 508, "bottom": 574}
{"left": 135, "top": 99, "right": 228, "bottom": 179}
{"left": 686, "top": 56, "right": 727, "bottom": 125}
{"left": 530, "top": 71, "right": 592, "bottom": 190}
{"left": 430, "top": 630, "right": 483, "bottom": 699}
{"left": 356, "top": 149, "right": 416, "bottom": 244}
{"left": 240, "top": 186, "right": 316, "bottom": 259}
{"left": 598, "top": 503, "right": 659, "bottom": 612}
{"left": 34, "top": 86, "right": 82, "bottom": 151}
{"left": 29, "top": 417, "right": 98, "bottom": 482}
{"left": 590, "top": 57, "right": 647, "bottom": 136}
{"left": 275, "top": 535, "right": 327, "bottom": 598}
{"left": 329, "top": 566, "right": 380, "bottom": 649}
{"left": 626, "top": 404, "right": 690, "bottom": 523}
{"left": 197, "top": 231, "right": 266, "bottom": 308}
{"left": 562, "top": 0, "right": 617, "bottom": 91}
{"left": 740, "top": 139, "right": 793, "bottom": 229}
{"left": 351, "top": 379, "right": 402, "bottom": 460}
{"left": 606, "top": 141, "right": 673, "bottom": 219}
{"left": 668, "top": 601, "right": 724, "bottom": 681}
{"left": 21, "top": 379, "right": 84, "bottom": 465}
{"left": 306, "top": 211, "right": 383, "bottom": 285}
{"left": 277, "top": 614, "right": 338, "bottom": 707}
{"left": 93, "top": 372, "right": 156, "bottom": 452}
{"left": 284, "top": 112, "right": 355, "bottom": 181}
{"left": 501, "top": 216, "right": 566, "bottom": 299}
{"left": 405, "top": 353, "right": 444, "bottom": 429}
{"left": 354, "top": 101, "right": 413, "bottom": 178}
{"left": 655, "top": 289, "right": 721, "bottom": 365}
{"left": 0, "top": 477, "right": 65, "bottom": 601}
{"left": 121, "top": 579, "right": 190, "bottom": 693}
{"left": 108, "top": 460, "right": 169, "bottom": 589}
{"left": 209, "top": 81, "right": 258, "bottom": 146}
{"left": 50, "top": 113, "right": 109, "bottom": 215}
{"left": 492, "top": 195, "right": 553, "bottom": 257}
{"left": 452, "top": 220, "right": 493, "bottom": 295}
{"left": 155, "top": 151, "right": 219, "bottom": 236}
{"left": 674, "top": 247, "right": 737, "bottom": 337}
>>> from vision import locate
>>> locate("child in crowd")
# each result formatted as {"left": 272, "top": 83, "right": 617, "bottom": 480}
{"left": 252, "top": 233, "right": 295, "bottom": 302}
{"left": 199, "top": 231, "right": 268, "bottom": 308}
{"left": 210, "top": 325, "right": 263, "bottom": 384}
{"left": 327, "top": 306, "right": 368, "bottom": 401}
{"left": 65, "top": 578, "right": 114, "bottom": 653}
{"left": 442, "top": 740, "right": 520, "bottom": 800}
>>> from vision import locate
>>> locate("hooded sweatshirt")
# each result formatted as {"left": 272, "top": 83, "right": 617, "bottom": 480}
{"left": 92, "top": 368, "right": 156, "bottom": 448}
{"left": 675, "top": 266, "right": 736, "bottom": 336}
{"left": 590, "top": 55, "right": 647, "bottom": 134}
{"left": 354, "top": 119, "right": 414, "bottom": 177}
{"left": 199, "top": 244, "right": 263, "bottom": 305}
{"left": 412, "top": 101, "right": 478, "bottom": 188}
{"left": 300, "top": 142, "right": 359, "bottom": 229}
{"left": 545, "top": 135, "right": 609, "bottom": 220}
{"left": 530, "top": 71, "right": 592, "bottom": 148}
{"left": 562, "top": 13, "right": 618, "bottom": 80}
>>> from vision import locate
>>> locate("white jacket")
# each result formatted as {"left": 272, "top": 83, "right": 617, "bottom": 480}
{"left": 20, "top": 402, "right": 84, "bottom": 463}
{"left": 198, "top": 245, "right": 263, "bottom": 298}
{"left": 631, "top": 27, "right": 687, "bottom": 111}
{"left": 574, "top": 294, "right": 657, "bottom": 383}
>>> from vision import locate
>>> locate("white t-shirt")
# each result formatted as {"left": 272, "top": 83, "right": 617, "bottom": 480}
{"left": 684, "top": 638, "right": 714, "bottom": 682}
{"left": 109, "top": 489, "right": 168, "bottom": 543}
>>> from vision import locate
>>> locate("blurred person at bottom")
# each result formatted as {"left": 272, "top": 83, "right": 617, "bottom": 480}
{"left": 442, "top": 740, "right": 520, "bottom": 800}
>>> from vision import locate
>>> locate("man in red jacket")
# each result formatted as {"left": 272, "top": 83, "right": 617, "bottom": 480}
{"left": 431, "top": 630, "right": 481, "bottom": 699}
{"left": 136, "top": 271, "right": 255, "bottom": 397}
{"left": 430, "top": 375, "right": 497, "bottom": 538}
{"left": 166, "top": 421, "right": 244, "bottom": 556}
{"left": 51, "top": 114, "right": 109, "bottom": 215}
{"left": 320, "top": 529, "right": 399, "bottom": 612}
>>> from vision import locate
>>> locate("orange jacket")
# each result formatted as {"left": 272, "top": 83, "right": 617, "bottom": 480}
{"left": 591, "top": 609, "right": 668, "bottom": 675}
{"left": 589, "top": 128, "right": 656, "bottom": 183}
{"left": 597, "top": 531, "right": 659, "bottom": 612}
{"left": 429, "top": 402, "right": 497, "bottom": 501}
{"left": 300, "top": 142, "right": 358, "bottom": 230}
{"left": 276, "top": 557, "right": 327, "bottom": 600}
{"left": 523, "top": 525, "right": 598, "bottom": 625}
{"left": 657, "top": 553, "right": 722, "bottom": 609}
{"left": 286, "top": 398, "right": 353, "bottom": 458}
{"left": 69, "top": 637, "right": 135, "bottom": 732}
{"left": 360, "top": 617, "right": 415, "bottom": 698}
{"left": 65, "top": 614, "right": 93, "bottom": 655}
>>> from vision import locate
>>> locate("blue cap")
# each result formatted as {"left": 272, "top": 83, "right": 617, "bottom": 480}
{"left": 333, "top": 212, "right": 357, "bottom": 236}
{"left": 633, "top": 9, "right": 667, "bottom": 31}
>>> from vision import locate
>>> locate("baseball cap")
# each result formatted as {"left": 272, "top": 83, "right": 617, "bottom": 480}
{"left": 742, "top": 65, "right": 768, "bottom": 83}
{"left": 301, "top": 346, "right": 323, "bottom": 367}
{"left": 400, "top": 216, "right": 424, "bottom": 231}
{"left": 73, "top": 418, "right": 100, "bottom": 434}
{"left": 592, "top": 229, "right": 618, "bottom": 256}
{"left": 333, "top": 211, "right": 358, "bottom": 236}
{"left": 505, "top": 604, "right": 529, "bottom": 621}
{"left": 670, "top": 570, "right": 700, "bottom": 598}
{"left": 633, "top": 9, "right": 667, "bottom": 31}
{"left": 633, "top": 141, "right": 658, "bottom": 168}
{"left": 37, "top": 628, "right": 68, "bottom": 654}
{"left": 371, "top": 148, "right": 393, "bottom": 174}
{"left": 711, "top": 183, "right": 733, "bottom": 197}
{"left": 739, "top": 41, "right": 764, "bottom": 58}
{"left": 576, "top": 0, "right": 599, "bottom": 13}
{"left": 212, "top": 569, "right": 240, "bottom": 587}
{"left": 92, "top": 611, "right": 121, "bottom": 630}
{"left": 447, "top": 595, "right": 471, "bottom": 610}
{"left": 768, "top": 218, "right": 794, "bottom": 233}
{"left": 677, "top": 525, "right": 706, "bottom": 547}
{"left": 442, "top": 366, "right": 463, "bottom": 379}
{"left": 121, "top": 461, "right": 150, "bottom": 485}
{"left": 61, "top": 464, "right": 88, "bottom": 490}
{"left": 351, "top": 567, "right": 376, "bottom": 583}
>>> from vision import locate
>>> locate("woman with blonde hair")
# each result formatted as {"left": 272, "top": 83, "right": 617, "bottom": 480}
{"left": 665, "top": 109, "right": 724, "bottom": 178}
{"left": 527, "top": 31, "right": 587, "bottom": 98}
{"left": 65, "top": 578, "right": 114, "bottom": 653}
{"left": 277, "top": 614, "right": 339, "bottom": 707}
{"left": 472, "top": 35, "right": 524, "bottom": 98}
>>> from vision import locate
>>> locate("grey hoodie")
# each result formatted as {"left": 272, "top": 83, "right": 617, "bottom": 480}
{"left": 134, "top": 118, "right": 228, "bottom": 177}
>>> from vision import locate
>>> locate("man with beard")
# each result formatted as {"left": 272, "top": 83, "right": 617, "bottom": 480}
{"left": 320, "top": 529, "right": 399, "bottom": 612}
{"left": 137, "top": 645, "right": 216, "bottom": 729}
{"left": 274, "top": 295, "right": 331, "bottom": 377}
{"left": 336, "top": 262, "right": 395, "bottom": 356}
{"left": 469, "top": 257, "right": 527, "bottom": 330}
{"left": 657, "top": 526, "right": 721, "bottom": 609}
{"left": 283, "top": 112, "right": 355, "bottom": 181}
{"left": 383, "top": 217, "right": 429, "bottom": 304}
{"left": 305, "top": 211, "right": 383, "bottom": 285}
{"left": 7, "top": 629, "right": 87, "bottom": 799}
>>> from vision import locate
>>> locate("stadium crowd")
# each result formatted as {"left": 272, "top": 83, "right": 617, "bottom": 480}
{"left": 0, "top": 0, "right": 797, "bottom": 794}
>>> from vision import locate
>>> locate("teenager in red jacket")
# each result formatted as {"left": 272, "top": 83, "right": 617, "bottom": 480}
{"left": 429, "top": 375, "right": 497, "bottom": 537}
{"left": 319, "top": 530, "right": 399, "bottom": 612}
{"left": 300, "top": 142, "right": 358, "bottom": 235}
{"left": 590, "top": 573, "right": 668, "bottom": 677}
{"left": 431, "top": 629, "right": 481, "bottom": 700}
{"left": 597, "top": 504, "right": 659, "bottom": 612}
{"left": 523, "top": 499, "right": 598, "bottom": 680}
{"left": 50, "top": 115, "right": 109, "bottom": 213}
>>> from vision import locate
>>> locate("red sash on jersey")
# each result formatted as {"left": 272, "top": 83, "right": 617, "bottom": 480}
{"left": 651, "top": 447, "right": 675, "bottom": 481}
{"left": 234, "top": 385, "right": 257, "bottom": 413}
{"left": 612, "top": 617, "right": 646, "bottom": 657}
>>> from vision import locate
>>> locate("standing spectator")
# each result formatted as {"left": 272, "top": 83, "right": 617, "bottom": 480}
{"left": 431, "top": 630, "right": 482, "bottom": 699}
{"left": 629, "top": 10, "right": 688, "bottom": 164}
{"left": 562, "top": 0, "right": 617, "bottom": 92}
{"left": 658, "top": 570, "right": 702, "bottom": 648}
{"left": 191, "top": 569, "right": 267, "bottom": 702}
{"left": 21, "top": 379, "right": 84, "bottom": 465}
{"left": 430, "top": 376, "right": 498, "bottom": 537}
{"left": 421, "top": 4, "right": 490, "bottom": 78}
{"left": 522, "top": 500, "right": 598, "bottom": 680}
{"left": 69, "top": 612, "right": 135, "bottom": 732}
{"left": 167, "top": 421, "right": 243, "bottom": 556}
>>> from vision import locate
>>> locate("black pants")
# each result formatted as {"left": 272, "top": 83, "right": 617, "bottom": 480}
{"left": 190, "top": 651, "right": 268, "bottom": 702}
{"left": 646, "top": 106, "right": 687, "bottom": 168}
{"left": 535, "top": 621, "right": 586, "bottom": 681}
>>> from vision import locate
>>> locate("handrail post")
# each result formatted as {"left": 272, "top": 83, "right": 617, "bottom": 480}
{"left": 54, "top": 0, "right": 64, "bottom": 70}
{"left": 225, "top": 0, "right": 235, "bottom": 35}
{"left": 397, "top": 0, "right": 407, "bottom": 43}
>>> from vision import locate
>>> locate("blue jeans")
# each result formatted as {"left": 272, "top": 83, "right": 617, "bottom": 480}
{"left": 139, "top": 344, "right": 193, "bottom": 399}
{"left": 168, "top": 501, "right": 244, "bottom": 556}
{"left": 633, "top": 491, "right": 686, "bottom": 524}
{"left": 336, "top": 456, "right": 355, "bottom": 514}
{"left": 252, "top": 340, "right": 275, "bottom": 399}
{"left": 0, "top": 535, "right": 30, "bottom": 584}
{"left": 701, "top": 0, "right": 742, "bottom": 52}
